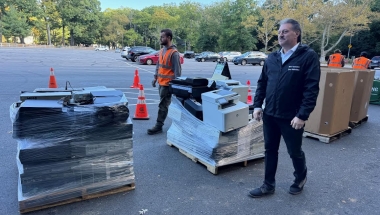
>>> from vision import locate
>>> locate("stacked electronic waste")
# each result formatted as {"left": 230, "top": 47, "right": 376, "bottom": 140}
{"left": 10, "top": 86, "right": 134, "bottom": 211}
{"left": 167, "top": 77, "right": 264, "bottom": 168}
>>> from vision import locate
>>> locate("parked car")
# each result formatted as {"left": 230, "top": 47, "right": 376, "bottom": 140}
{"left": 370, "top": 56, "right": 380, "bottom": 69}
{"left": 95, "top": 46, "right": 109, "bottom": 51}
{"left": 126, "top": 46, "right": 156, "bottom": 62}
{"left": 138, "top": 51, "right": 185, "bottom": 65}
{"left": 184, "top": 51, "right": 195, "bottom": 59}
{"left": 121, "top": 46, "right": 131, "bottom": 59}
{"left": 232, "top": 51, "right": 267, "bottom": 66}
{"left": 218, "top": 51, "right": 230, "bottom": 58}
{"left": 115, "top": 48, "right": 121, "bottom": 53}
{"left": 221, "top": 51, "right": 242, "bottom": 61}
{"left": 195, "top": 52, "right": 221, "bottom": 62}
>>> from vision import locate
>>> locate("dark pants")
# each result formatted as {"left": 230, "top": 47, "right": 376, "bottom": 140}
{"left": 156, "top": 85, "right": 172, "bottom": 127}
{"left": 262, "top": 113, "right": 307, "bottom": 188}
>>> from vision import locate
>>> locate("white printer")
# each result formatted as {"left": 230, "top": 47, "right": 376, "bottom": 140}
{"left": 202, "top": 89, "right": 249, "bottom": 132}
{"left": 216, "top": 80, "right": 249, "bottom": 103}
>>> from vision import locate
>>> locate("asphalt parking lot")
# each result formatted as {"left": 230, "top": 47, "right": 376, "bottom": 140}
{"left": 0, "top": 48, "right": 379, "bottom": 215}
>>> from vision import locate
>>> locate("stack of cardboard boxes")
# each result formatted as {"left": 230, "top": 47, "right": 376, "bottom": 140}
{"left": 305, "top": 67, "right": 375, "bottom": 138}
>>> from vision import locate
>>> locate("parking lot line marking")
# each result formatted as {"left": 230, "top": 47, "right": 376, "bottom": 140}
{"left": 103, "top": 56, "right": 155, "bottom": 74}
{"left": 125, "top": 61, "right": 155, "bottom": 74}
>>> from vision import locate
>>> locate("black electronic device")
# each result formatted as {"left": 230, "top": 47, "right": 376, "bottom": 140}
{"left": 170, "top": 77, "right": 209, "bottom": 86}
{"left": 184, "top": 99, "right": 203, "bottom": 121}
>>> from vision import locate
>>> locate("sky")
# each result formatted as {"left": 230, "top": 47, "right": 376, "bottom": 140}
{"left": 99, "top": 0, "right": 216, "bottom": 11}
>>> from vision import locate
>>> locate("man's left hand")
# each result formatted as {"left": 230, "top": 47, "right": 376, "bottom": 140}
{"left": 291, "top": 117, "right": 305, "bottom": 130}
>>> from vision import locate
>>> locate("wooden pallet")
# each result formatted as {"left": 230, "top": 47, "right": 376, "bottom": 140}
{"left": 349, "top": 115, "right": 369, "bottom": 128}
{"left": 167, "top": 141, "right": 264, "bottom": 175}
{"left": 303, "top": 127, "right": 352, "bottom": 144}
{"left": 19, "top": 181, "right": 135, "bottom": 214}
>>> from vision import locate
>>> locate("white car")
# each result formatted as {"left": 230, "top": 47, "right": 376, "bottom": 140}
{"left": 222, "top": 51, "right": 242, "bottom": 61}
{"left": 121, "top": 46, "right": 131, "bottom": 59}
{"left": 95, "top": 46, "right": 109, "bottom": 51}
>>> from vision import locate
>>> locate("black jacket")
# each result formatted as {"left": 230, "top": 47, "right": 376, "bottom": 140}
{"left": 253, "top": 44, "right": 320, "bottom": 121}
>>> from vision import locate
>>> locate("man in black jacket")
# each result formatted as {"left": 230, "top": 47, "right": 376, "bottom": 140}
{"left": 250, "top": 18, "right": 320, "bottom": 197}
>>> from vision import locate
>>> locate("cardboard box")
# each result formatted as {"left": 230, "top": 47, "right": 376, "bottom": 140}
{"left": 305, "top": 68, "right": 355, "bottom": 135}
{"left": 349, "top": 70, "right": 375, "bottom": 122}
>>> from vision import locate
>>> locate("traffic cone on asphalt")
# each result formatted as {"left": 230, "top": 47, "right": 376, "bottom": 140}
{"left": 133, "top": 84, "right": 150, "bottom": 120}
{"left": 49, "top": 67, "right": 58, "bottom": 88}
{"left": 130, "top": 69, "right": 140, "bottom": 88}
{"left": 246, "top": 80, "right": 253, "bottom": 105}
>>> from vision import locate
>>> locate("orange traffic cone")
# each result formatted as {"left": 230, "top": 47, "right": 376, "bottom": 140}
{"left": 133, "top": 84, "right": 150, "bottom": 120}
{"left": 246, "top": 80, "right": 253, "bottom": 105}
{"left": 130, "top": 69, "right": 140, "bottom": 88}
{"left": 49, "top": 67, "right": 58, "bottom": 88}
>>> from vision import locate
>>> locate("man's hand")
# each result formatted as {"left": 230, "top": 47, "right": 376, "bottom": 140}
{"left": 253, "top": 109, "right": 263, "bottom": 122}
{"left": 151, "top": 79, "right": 157, "bottom": 87}
{"left": 291, "top": 117, "right": 305, "bottom": 130}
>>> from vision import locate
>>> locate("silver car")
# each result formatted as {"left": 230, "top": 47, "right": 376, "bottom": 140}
{"left": 121, "top": 46, "right": 131, "bottom": 59}
{"left": 95, "top": 46, "right": 109, "bottom": 51}
{"left": 222, "top": 51, "right": 242, "bottom": 61}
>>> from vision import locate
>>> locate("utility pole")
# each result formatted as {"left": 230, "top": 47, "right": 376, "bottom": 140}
{"left": 347, "top": 32, "right": 353, "bottom": 60}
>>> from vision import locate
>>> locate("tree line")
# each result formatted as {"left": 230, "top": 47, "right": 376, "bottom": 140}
{"left": 1, "top": 0, "right": 379, "bottom": 60}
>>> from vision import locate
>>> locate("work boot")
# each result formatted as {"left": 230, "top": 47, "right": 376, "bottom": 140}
{"left": 248, "top": 184, "right": 275, "bottom": 198}
{"left": 289, "top": 177, "right": 307, "bottom": 195}
{"left": 147, "top": 125, "right": 163, "bottom": 135}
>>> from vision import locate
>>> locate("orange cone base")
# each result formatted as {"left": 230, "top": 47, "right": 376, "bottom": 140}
{"left": 133, "top": 115, "right": 150, "bottom": 120}
{"left": 133, "top": 104, "right": 150, "bottom": 120}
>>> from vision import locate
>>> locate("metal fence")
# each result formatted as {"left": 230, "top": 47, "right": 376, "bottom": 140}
{"left": 0, "top": 43, "right": 98, "bottom": 50}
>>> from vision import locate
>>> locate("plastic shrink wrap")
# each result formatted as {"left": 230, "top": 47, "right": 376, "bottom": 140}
{"left": 167, "top": 96, "right": 264, "bottom": 167}
{"left": 10, "top": 87, "right": 134, "bottom": 210}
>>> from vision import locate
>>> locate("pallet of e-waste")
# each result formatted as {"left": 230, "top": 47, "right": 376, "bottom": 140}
{"left": 167, "top": 140, "right": 264, "bottom": 175}
{"left": 349, "top": 115, "right": 369, "bottom": 129}
{"left": 303, "top": 127, "right": 352, "bottom": 144}
{"left": 19, "top": 176, "right": 135, "bottom": 214}
{"left": 166, "top": 97, "right": 265, "bottom": 175}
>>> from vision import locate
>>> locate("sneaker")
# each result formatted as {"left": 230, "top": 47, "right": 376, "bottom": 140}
{"left": 248, "top": 184, "right": 275, "bottom": 198}
{"left": 289, "top": 177, "right": 307, "bottom": 195}
{"left": 147, "top": 125, "right": 163, "bottom": 135}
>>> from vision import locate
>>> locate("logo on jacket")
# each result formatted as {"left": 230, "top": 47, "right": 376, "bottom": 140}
{"left": 288, "top": 65, "right": 300, "bottom": 71}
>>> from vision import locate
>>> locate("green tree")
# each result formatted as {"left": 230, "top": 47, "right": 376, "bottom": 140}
{"left": 175, "top": 1, "right": 202, "bottom": 51}
{"left": 1, "top": 5, "right": 30, "bottom": 42}
{"left": 57, "top": 0, "right": 102, "bottom": 46}
{"left": 316, "top": 0, "right": 372, "bottom": 61}
{"left": 196, "top": 4, "right": 224, "bottom": 52}
{"left": 0, "top": 0, "right": 7, "bottom": 41}
{"left": 101, "top": 8, "right": 129, "bottom": 48}
{"left": 219, "top": 0, "right": 258, "bottom": 52}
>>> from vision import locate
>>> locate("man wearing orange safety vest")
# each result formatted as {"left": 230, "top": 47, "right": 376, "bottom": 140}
{"left": 327, "top": 49, "right": 345, "bottom": 67}
{"left": 352, "top": 52, "right": 371, "bottom": 69}
{"left": 148, "top": 28, "right": 182, "bottom": 135}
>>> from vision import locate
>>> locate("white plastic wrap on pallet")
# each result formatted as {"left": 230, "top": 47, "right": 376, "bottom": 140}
{"left": 167, "top": 96, "right": 264, "bottom": 167}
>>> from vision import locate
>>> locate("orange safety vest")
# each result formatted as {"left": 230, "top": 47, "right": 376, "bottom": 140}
{"left": 328, "top": 53, "right": 344, "bottom": 67}
{"left": 157, "top": 48, "right": 177, "bottom": 86}
{"left": 352, "top": 57, "right": 370, "bottom": 69}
